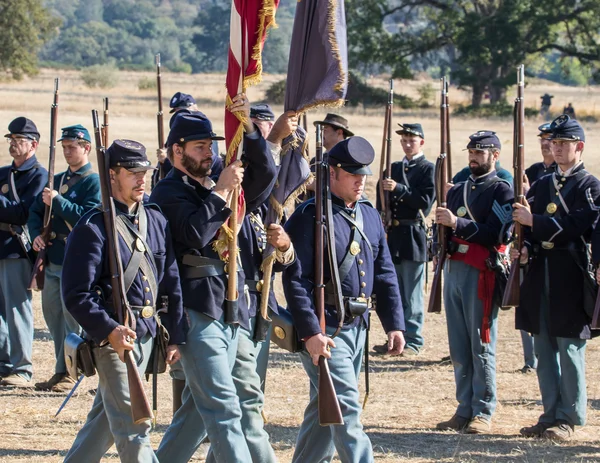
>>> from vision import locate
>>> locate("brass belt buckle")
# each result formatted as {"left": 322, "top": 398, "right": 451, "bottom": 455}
{"left": 392, "top": 219, "right": 400, "bottom": 227}
{"left": 457, "top": 244, "right": 469, "bottom": 254}
{"left": 256, "top": 279, "right": 264, "bottom": 292}
{"left": 541, "top": 241, "right": 554, "bottom": 250}
{"left": 141, "top": 306, "right": 154, "bottom": 318}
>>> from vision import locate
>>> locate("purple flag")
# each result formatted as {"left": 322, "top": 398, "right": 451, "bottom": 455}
{"left": 284, "top": 0, "right": 348, "bottom": 112}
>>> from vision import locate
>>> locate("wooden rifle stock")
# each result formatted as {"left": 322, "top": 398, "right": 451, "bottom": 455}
{"left": 156, "top": 53, "right": 166, "bottom": 181}
{"left": 91, "top": 110, "right": 153, "bottom": 424}
{"left": 384, "top": 80, "right": 394, "bottom": 229}
{"left": 428, "top": 77, "right": 449, "bottom": 314}
{"left": 314, "top": 124, "right": 343, "bottom": 426}
{"left": 102, "top": 98, "right": 109, "bottom": 147}
{"left": 502, "top": 65, "right": 526, "bottom": 309}
{"left": 29, "top": 78, "right": 59, "bottom": 291}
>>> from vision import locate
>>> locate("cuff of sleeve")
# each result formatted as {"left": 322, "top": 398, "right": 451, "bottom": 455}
{"left": 393, "top": 183, "right": 407, "bottom": 198}
{"left": 266, "top": 140, "right": 282, "bottom": 166}
{"left": 454, "top": 217, "right": 476, "bottom": 239}
{"left": 245, "top": 129, "right": 260, "bottom": 140}
{"left": 295, "top": 316, "right": 322, "bottom": 341}
{"left": 275, "top": 243, "right": 295, "bottom": 264}
{"left": 91, "top": 319, "right": 119, "bottom": 346}
{"left": 210, "top": 191, "right": 228, "bottom": 206}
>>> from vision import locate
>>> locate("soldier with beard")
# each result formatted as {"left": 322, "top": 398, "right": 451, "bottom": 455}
{"left": 435, "top": 131, "right": 513, "bottom": 434}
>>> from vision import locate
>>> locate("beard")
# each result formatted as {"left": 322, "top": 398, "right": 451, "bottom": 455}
{"left": 182, "top": 151, "right": 212, "bottom": 178}
{"left": 469, "top": 160, "right": 493, "bottom": 177}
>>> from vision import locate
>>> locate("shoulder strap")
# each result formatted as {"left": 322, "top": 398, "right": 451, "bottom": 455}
{"left": 58, "top": 170, "right": 94, "bottom": 196}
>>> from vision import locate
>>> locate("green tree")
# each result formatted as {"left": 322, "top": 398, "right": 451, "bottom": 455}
{"left": 0, "top": 0, "right": 60, "bottom": 79}
{"left": 347, "top": 0, "right": 600, "bottom": 107}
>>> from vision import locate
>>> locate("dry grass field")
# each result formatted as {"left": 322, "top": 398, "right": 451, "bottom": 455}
{"left": 2, "top": 69, "right": 600, "bottom": 462}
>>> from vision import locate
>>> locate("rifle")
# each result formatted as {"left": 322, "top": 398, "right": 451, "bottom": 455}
{"left": 377, "top": 79, "right": 394, "bottom": 229}
{"left": 445, "top": 79, "right": 452, "bottom": 179}
{"left": 156, "top": 53, "right": 166, "bottom": 181}
{"left": 102, "top": 98, "right": 109, "bottom": 147}
{"left": 91, "top": 110, "right": 153, "bottom": 424}
{"left": 28, "top": 78, "right": 59, "bottom": 291}
{"left": 427, "top": 77, "right": 449, "bottom": 314}
{"left": 502, "top": 65, "right": 526, "bottom": 309}
{"left": 314, "top": 123, "right": 344, "bottom": 426}
{"left": 362, "top": 310, "right": 371, "bottom": 410}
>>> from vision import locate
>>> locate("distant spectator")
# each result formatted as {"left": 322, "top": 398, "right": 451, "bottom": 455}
{"left": 563, "top": 102, "right": 576, "bottom": 119}
{"left": 540, "top": 93, "right": 554, "bottom": 120}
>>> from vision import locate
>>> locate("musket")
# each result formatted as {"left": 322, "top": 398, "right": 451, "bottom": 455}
{"left": 445, "top": 79, "right": 452, "bottom": 180}
{"left": 156, "top": 53, "right": 166, "bottom": 180}
{"left": 378, "top": 80, "right": 394, "bottom": 229}
{"left": 91, "top": 110, "right": 153, "bottom": 424}
{"left": 314, "top": 123, "right": 344, "bottom": 426}
{"left": 502, "top": 65, "right": 525, "bottom": 309}
{"left": 362, "top": 310, "right": 371, "bottom": 410}
{"left": 28, "top": 78, "right": 59, "bottom": 291}
{"left": 427, "top": 77, "right": 449, "bottom": 314}
{"left": 102, "top": 98, "right": 109, "bottom": 147}
{"left": 54, "top": 374, "right": 84, "bottom": 417}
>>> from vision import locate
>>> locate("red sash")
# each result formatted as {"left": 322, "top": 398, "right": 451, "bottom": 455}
{"left": 448, "top": 238, "right": 505, "bottom": 343}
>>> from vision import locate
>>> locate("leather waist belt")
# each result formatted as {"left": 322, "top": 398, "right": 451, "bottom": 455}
{"left": 130, "top": 305, "right": 155, "bottom": 319}
{"left": 246, "top": 279, "right": 264, "bottom": 292}
{"left": 50, "top": 232, "right": 69, "bottom": 242}
{"left": 392, "top": 219, "right": 421, "bottom": 227}
{"left": 181, "top": 254, "right": 241, "bottom": 279}
{"left": 324, "top": 293, "right": 372, "bottom": 308}
{"left": 533, "top": 242, "right": 585, "bottom": 253}
{"left": 0, "top": 223, "right": 11, "bottom": 232}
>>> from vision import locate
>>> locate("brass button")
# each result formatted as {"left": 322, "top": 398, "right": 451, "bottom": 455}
{"left": 96, "top": 290, "right": 101, "bottom": 295}
{"left": 360, "top": 271, "right": 365, "bottom": 277}
{"left": 471, "top": 185, "right": 476, "bottom": 190}
{"left": 361, "top": 281, "right": 366, "bottom": 288}
{"left": 134, "top": 219, "right": 139, "bottom": 225}
{"left": 142, "top": 276, "right": 147, "bottom": 281}
{"left": 141, "top": 306, "right": 154, "bottom": 318}
{"left": 351, "top": 213, "right": 355, "bottom": 218}
{"left": 66, "top": 176, "right": 71, "bottom": 180}
{"left": 50, "top": 231, "right": 56, "bottom": 240}
{"left": 400, "top": 199, "right": 404, "bottom": 202}
{"left": 256, "top": 280, "right": 264, "bottom": 292}
{"left": 392, "top": 219, "right": 399, "bottom": 227}
{"left": 405, "top": 168, "right": 408, "bottom": 172}
{"left": 255, "top": 226, "right": 260, "bottom": 231}
{"left": 361, "top": 292, "right": 366, "bottom": 298}
{"left": 358, "top": 259, "right": 364, "bottom": 265}
{"left": 145, "top": 299, "right": 151, "bottom": 305}
{"left": 144, "top": 287, "right": 150, "bottom": 293}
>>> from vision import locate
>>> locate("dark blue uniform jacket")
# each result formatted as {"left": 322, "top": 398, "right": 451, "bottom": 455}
{"left": 149, "top": 133, "right": 277, "bottom": 331}
{"left": 283, "top": 195, "right": 405, "bottom": 340}
{"left": 0, "top": 155, "right": 47, "bottom": 259}
{"left": 62, "top": 200, "right": 185, "bottom": 346}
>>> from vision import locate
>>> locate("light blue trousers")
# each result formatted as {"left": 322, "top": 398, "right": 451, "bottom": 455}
{"left": 156, "top": 310, "right": 252, "bottom": 463}
{"left": 394, "top": 261, "right": 425, "bottom": 351}
{"left": 520, "top": 330, "right": 537, "bottom": 369}
{"left": 292, "top": 323, "right": 373, "bottom": 463}
{"left": 444, "top": 260, "right": 498, "bottom": 421}
{"left": 41, "top": 262, "right": 81, "bottom": 375}
{"left": 0, "top": 258, "right": 33, "bottom": 380}
{"left": 64, "top": 334, "right": 157, "bottom": 463}
{"left": 534, "top": 262, "right": 587, "bottom": 426}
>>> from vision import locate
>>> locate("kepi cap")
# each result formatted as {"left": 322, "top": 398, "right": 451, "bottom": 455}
{"left": 58, "top": 124, "right": 91, "bottom": 143}
{"left": 466, "top": 130, "right": 501, "bottom": 151}
{"left": 396, "top": 123, "right": 424, "bottom": 139}
{"left": 549, "top": 115, "right": 585, "bottom": 142}
{"left": 107, "top": 139, "right": 155, "bottom": 172}
{"left": 169, "top": 92, "right": 196, "bottom": 113}
{"left": 537, "top": 122, "right": 552, "bottom": 138}
{"left": 327, "top": 137, "right": 375, "bottom": 175}
{"left": 5, "top": 117, "right": 40, "bottom": 141}
{"left": 250, "top": 104, "right": 275, "bottom": 121}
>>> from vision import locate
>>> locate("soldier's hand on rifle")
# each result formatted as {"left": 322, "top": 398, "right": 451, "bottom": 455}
{"left": 512, "top": 202, "right": 532, "bottom": 226}
{"left": 266, "top": 224, "right": 291, "bottom": 251}
{"left": 165, "top": 345, "right": 181, "bottom": 365}
{"left": 382, "top": 178, "right": 397, "bottom": 191}
{"left": 444, "top": 182, "right": 454, "bottom": 197}
{"left": 435, "top": 207, "right": 457, "bottom": 229}
{"left": 107, "top": 325, "right": 137, "bottom": 362}
{"left": 156, "top": 148, "right": 167, "bottom": 164}
{"left": 386, "top": 330, "right": 405, "bottom": 355}
{"left": 510, "top": 245, "right": 528, "bottom": 265}
{"left": 214, "top": 160, "right": 244, "bottom": 199}
{"left": 267, "top": 111, "right": 298, "bottom": 145}
{"left": 522, "top": 173, "right": 530, "bottom": 194}
{"left": 229, "top": 93, "right": 255, "bottom": 134}
{"left": 42, "top": 187, "right": 58, "bottom": 206}
{"left": 305, "top": 333, "right": 336, "bottom": 366}
{"left": 33, "top": 235, "right": 50, "bottom": 252}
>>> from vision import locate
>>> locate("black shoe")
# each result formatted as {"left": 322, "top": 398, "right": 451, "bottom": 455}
{"left": 372, "top": 341, "right": 388, "bottom": 354}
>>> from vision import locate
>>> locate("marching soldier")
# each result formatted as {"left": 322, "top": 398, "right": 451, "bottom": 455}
{"left": 29, "top": 124, "right": 101, "bottom": 393}
{"left": 283, "top": 137, "right": 406, "bottom": 462}
{"left": 62, "top": 140, "right": 184, "bottom": 461}
{"left": 514, "top": 116, "right": 600, "bottom": 441}
{"left": 435, "top": 131, "right": 513, "bottom": 434}
{"left": 377, "top": 123, "right": 435, "bottom": 355}
{"left": 0, "top": 117, "right": 47, "bottom": 387}
{"left": 152, "top": 98, "right": 278, "bottom": 462}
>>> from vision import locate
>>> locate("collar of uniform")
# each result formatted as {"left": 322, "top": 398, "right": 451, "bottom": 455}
{"left": 113, "top": 198, "right": 141, "bottom": 219}
{"left": 469, "top": 169, "right": 496, "bottom": 183}
{"left": 71, "top": 162, "right": 93, "bottom": 175}
{"left": 331, "top": 193, "right": 357, "bottom": 212}
{"left": 173, "top": 167, "right": 214, "bottom": 191}
{"left": 557, "top": 160, "right": 584, "bottom": 177}
{"left": 12, "top": 154, "right": 39, "bottom": 172}
{"left": 403, "top": 152, "right": 424, "bottom": 165}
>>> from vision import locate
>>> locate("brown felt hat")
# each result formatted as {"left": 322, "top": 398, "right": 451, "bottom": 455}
{"left": 313, "top": 113, "right": 354, "bottom": 137}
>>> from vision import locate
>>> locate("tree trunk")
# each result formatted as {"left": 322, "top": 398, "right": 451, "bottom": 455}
{"left": 471, "top": 83, "right": 484, "bottom": 108}
{"left": 489, "top": 85, "right": 507, "bottom": 104}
